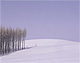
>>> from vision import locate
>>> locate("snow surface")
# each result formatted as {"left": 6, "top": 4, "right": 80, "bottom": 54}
{"left": 0, "top": 39, "right": 80, "bottom": 63}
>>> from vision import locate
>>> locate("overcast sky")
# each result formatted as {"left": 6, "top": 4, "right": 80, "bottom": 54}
{"left": 1, "top": 1, "right": 79, "bottom": 41}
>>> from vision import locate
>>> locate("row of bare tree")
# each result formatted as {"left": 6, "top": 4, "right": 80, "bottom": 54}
{"left": 0, "top": 26, "right": 26, "bottom": 55}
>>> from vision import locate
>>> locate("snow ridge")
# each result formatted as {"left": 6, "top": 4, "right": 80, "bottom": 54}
{"left": 1, "top": 39, "right": 80, "bottom": 63}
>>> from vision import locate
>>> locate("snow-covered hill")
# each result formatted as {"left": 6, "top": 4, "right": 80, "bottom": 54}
{"left": 0, "top": 39, "right": 80, "bottom": 63}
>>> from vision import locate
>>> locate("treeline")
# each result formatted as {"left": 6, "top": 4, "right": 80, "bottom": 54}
{"left": 0, "top": 26, "right": 26, "bottom": 55}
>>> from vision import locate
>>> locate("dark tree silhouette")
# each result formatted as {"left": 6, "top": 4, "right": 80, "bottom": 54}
{"left": 0, "top": 26, "right": 27, "bottom": 55}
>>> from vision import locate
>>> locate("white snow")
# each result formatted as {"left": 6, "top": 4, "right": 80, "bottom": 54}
{"left": 0, "top": 39, "right": 80, "bottom": 63}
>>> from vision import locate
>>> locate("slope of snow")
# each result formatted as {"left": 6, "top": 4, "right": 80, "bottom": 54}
{"left": 0, "top": 39, "right": 80, "bottom": 63}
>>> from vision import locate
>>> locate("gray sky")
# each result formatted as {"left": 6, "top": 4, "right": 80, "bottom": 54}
{"left": 1, "top": 1, "right": 79, "bottom": 41}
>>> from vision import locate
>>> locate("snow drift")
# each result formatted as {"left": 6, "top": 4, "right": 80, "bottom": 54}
{"left": 0, "top": 39, "right": 80, "bottom": 63}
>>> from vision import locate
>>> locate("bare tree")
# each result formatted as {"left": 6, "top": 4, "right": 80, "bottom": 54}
{"left": 0, "top": 26, "right": 27, "bottom": 55}
{"left": 22, "top": 28, "right": 27, "bottom": 49}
